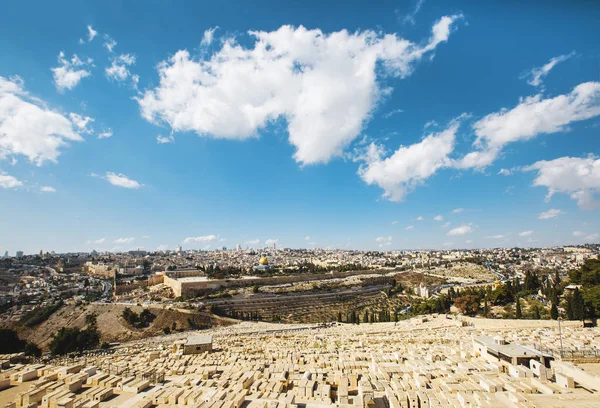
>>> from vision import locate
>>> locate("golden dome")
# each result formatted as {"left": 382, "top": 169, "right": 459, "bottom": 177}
{"left": 259, "top": 256, "right": 269, "bottom": 265}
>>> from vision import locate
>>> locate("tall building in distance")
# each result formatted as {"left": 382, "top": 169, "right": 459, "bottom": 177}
{"left": 175, "top": 245, "right": 182, "bottom": 253}
{"left": 16, "top": 251, "right": 24, "bottom": 258}
{"left": 3, "top": 251, "right": 8, "bottom": 258}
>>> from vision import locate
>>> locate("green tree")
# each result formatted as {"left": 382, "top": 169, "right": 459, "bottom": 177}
{"left": 550, "top": 301, "right": 559, "bottom": 320}
{"left": 515, "top": 296, "right": 522, "bottom": 319}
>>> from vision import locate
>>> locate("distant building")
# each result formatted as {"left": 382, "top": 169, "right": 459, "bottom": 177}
{"left": 3, "top": 251, "right": 7, "bottom": 258}
{"left": 183, "top": 335, "right": 213, "bottom": 355}
{"left": 175, "top": 245, "right": 183, "bottom": 253}
{"left": 253, "top": 256, "right": 273, "bottom": 272}
{"left": 16, "top": 251, "right": 24, "bottom": 258}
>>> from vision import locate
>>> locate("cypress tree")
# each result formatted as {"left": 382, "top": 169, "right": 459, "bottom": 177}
{"left": 515, "top": 296, "right": 522, "bottom": 319}
{"left": 550, "top": 301, "right": 558, "bottom": 320}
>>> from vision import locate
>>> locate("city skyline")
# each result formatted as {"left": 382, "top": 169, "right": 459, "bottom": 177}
{"left": 1, "top": 0, "right": 599, "bottom": 254}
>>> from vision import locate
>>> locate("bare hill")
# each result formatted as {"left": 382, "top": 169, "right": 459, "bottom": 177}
{"left": 15, "top": 302, "right": 234, "bottom": 349}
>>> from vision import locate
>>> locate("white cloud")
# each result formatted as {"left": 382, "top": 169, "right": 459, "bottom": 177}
{"left": 40, "top": 186, "right": 56, "bottom": 193}
{"left": 434, "top": 215, "right": 443, "bottom": 221}
{"left": 265, "top": 239, "right": 279, "bottom": 247}
{"left": 391, "top": 221, "right": 398, "bottom": 225}
{"left": 416, "top": 216, "right": 424, "bottom": 221}
{"left": 452, "top": 208, "right": 464, "bottom": 213}
{"left": 114, "top": 237, "right": 135, "bottom": 244}
{"left": 305, "top": 236, "right": 311, "bottom": 241}
{"left": 68, "top": 113, "right": 94, "bottom": 134}
{"left": 156, "top": 244, "right": 168, "bottom": 251}
{"left": 201, "top": 26, "right": 219, "bottom": 46}
{"left": 142, "top": 235, "right": 151, "bottom": 239}
{"left": 524, "top": 155, "right": 600, "bottom": 210}
{"left": 51, "top": 52, "right": 92, "bottom": 92}
{"left": 156, "top": 134, "right": 175, "bottom": 144}
{"left": 87, "top": 25, "right": 98, "bottom": 42}
{"left": 447, "top": 224, "right": 473, "bottom": 236}
{"left": 245, "top": 239, "right": 260, "bottom": 246}
{"left": 398, "top": 0, "right": 426, "bottom": 25}
{"left": 455, "top": 82, "right": 600, "bottom": 169}
{"left": 405, "top": 225, "right": 414, "bottom": 230}
{"left": 104, "top": 35, "right": 117, "bottom": 52}
{"left": 498, "top": 168, "right": 511, "bottom": 176}
{"left": 0, "top": 76, "right": 83, "bottom": 165}
{"left": 375, "top": 236, "right": 392, "bottom": 242}
{"left": 138, "top": 16, "right": 462, "bottom": 166}
{"left": 524, "top": 51, "right": 575, "bottom": 88}
{"left": 384, "top": 108, "right": 404, "bottom": 119}
{"left": 518, "top": 230, "right": 533, "bottom": 237}
{"left": 572, "top": 231, "right": 584, "bottom": 237}
{"left": 92, "top": 238, "right": 105, "bottom": 244}
{"left": 183, "top": 235, "right": 218, "bottom": 244}
{"left": 101, "top": 172, "right": 141, "bottom": 189}
{"left": 486, "top": 235, "right": 504, "bottom": 239}
{"left": 585, "top": 233, "right": 599, "bottom": 241}
{"left": 97, "top": 129, "right": 113, "bottom": 139}
{"left": 442, "top": 221, "right": 451, "bottom": 228}
{"left": 105, "top": 54, "right": 136, "bottom": 82}
{"left": 0, "top": 173, "right": 22, "bottom": 189}
{"left": 538, "top": 209, "right": 563, "bottom": 220}
{"left": 465, "top": 239, "right": 473, "bottom": 244}
{"left": 357, "top": 120, "right": 461, "bottom": 201}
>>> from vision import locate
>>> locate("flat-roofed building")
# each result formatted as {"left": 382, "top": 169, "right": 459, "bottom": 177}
{"left": 473, "top": 336, "right": 552, "bottom": 367}
{"left": 183, "top": 335, "right": 213, "bottom": 355}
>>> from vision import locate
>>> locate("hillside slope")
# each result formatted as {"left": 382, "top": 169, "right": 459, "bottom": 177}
{"left": 15, "top": 303, "right": 234, "bottom": 349}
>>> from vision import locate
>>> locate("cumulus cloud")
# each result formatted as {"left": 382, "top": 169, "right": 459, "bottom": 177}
{"left": 305, "top": 236, "right": 311, "bottom": 241}
{"left": 265, "top": 239, "right": 279, "bottom": 247}
{"left": 434, "top": 215, "right": 443, "bottom": 221}
{"left": 88, "top": 238, "right": 105, "bottom": 244}
{"left": 524, "top": 51, "right": 576, "bottom": 88}
{"left": 156, "top": 134, "right": 174, "bottom": 144}
{"left": 538, "top": 208, "right": 563, "bottom": 219}
{"left": 405, "top": 225, "right": 414, "bottom": 230}
{"left": 103, "top": 35, "right": 117, "bottom": 52}
{"left": 518, "top": 230, "right": 533, "bottom": 237}
{"left": 442, "top": 222, "right": 451, "bottom": 228}
{"left": 99, "top": 172, "right": 141, "bottom": 189}
{"left": 183, "top": 235, "right": 218, "bottom": 244}
{"left": 245, "top": 239, "right": 260, "bottom": 246}
{"left": 498, "top": 168, "right": 511, "bottom": 176}
{"left": 105, "top": 54, "right": 136, "bottom": 82}
{"left": 69, "top": 113, "right": 94, "bottom": 134}
{"left": 486, "top": 235, "right": 504, "bottom": 239}
{"left": 376, "top": 236, "right": 392, "bottom": 242}
{"left": 447, "top": 224, "right": 473, "bottom": 236}
{"left": 201, "top": 26, "right": 219, "bottom": 46}
{"left": 0, "top": 76, "right": 83, "bottom": 165}
{"left": 138, "top": 16, "right": 462, "bottom": 166}
{"left": 0, "top": 173, "right": 22, "bottom": 189}
{"left": 452, "top": 208, "right": 464, "bottom": 213}
{"left": 454, "top": 82, "right": 600, "bottom": 169}
{"left": 572, "top": 231, "right": 584, "bottom": 237}
{"left": 87, "top": 25, "right": 98, "bottom": 42}
{"left": 416, "top": 216, "right": 424, "bottom": 221}
{"left": 114, "top": 237, "right": 135, "bottom": 244}
{"left": 97, "top": 129, "right": 113, "bottom": 139}
{"left": 357, "top": 120, "right": 461, "bottom": 201}
{"left": 524, "top": 155, "right": 600, "bottom": 210}
{"left": 51, "top": 52, "right": 93, "bottom": 92}
{"left": 40, "top": 186, "right": 56, "bottom": 192}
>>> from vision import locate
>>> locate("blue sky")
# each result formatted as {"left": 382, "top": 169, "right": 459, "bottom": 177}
{"left": 0, "top": 0, "right": 599, "bottom": 254}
